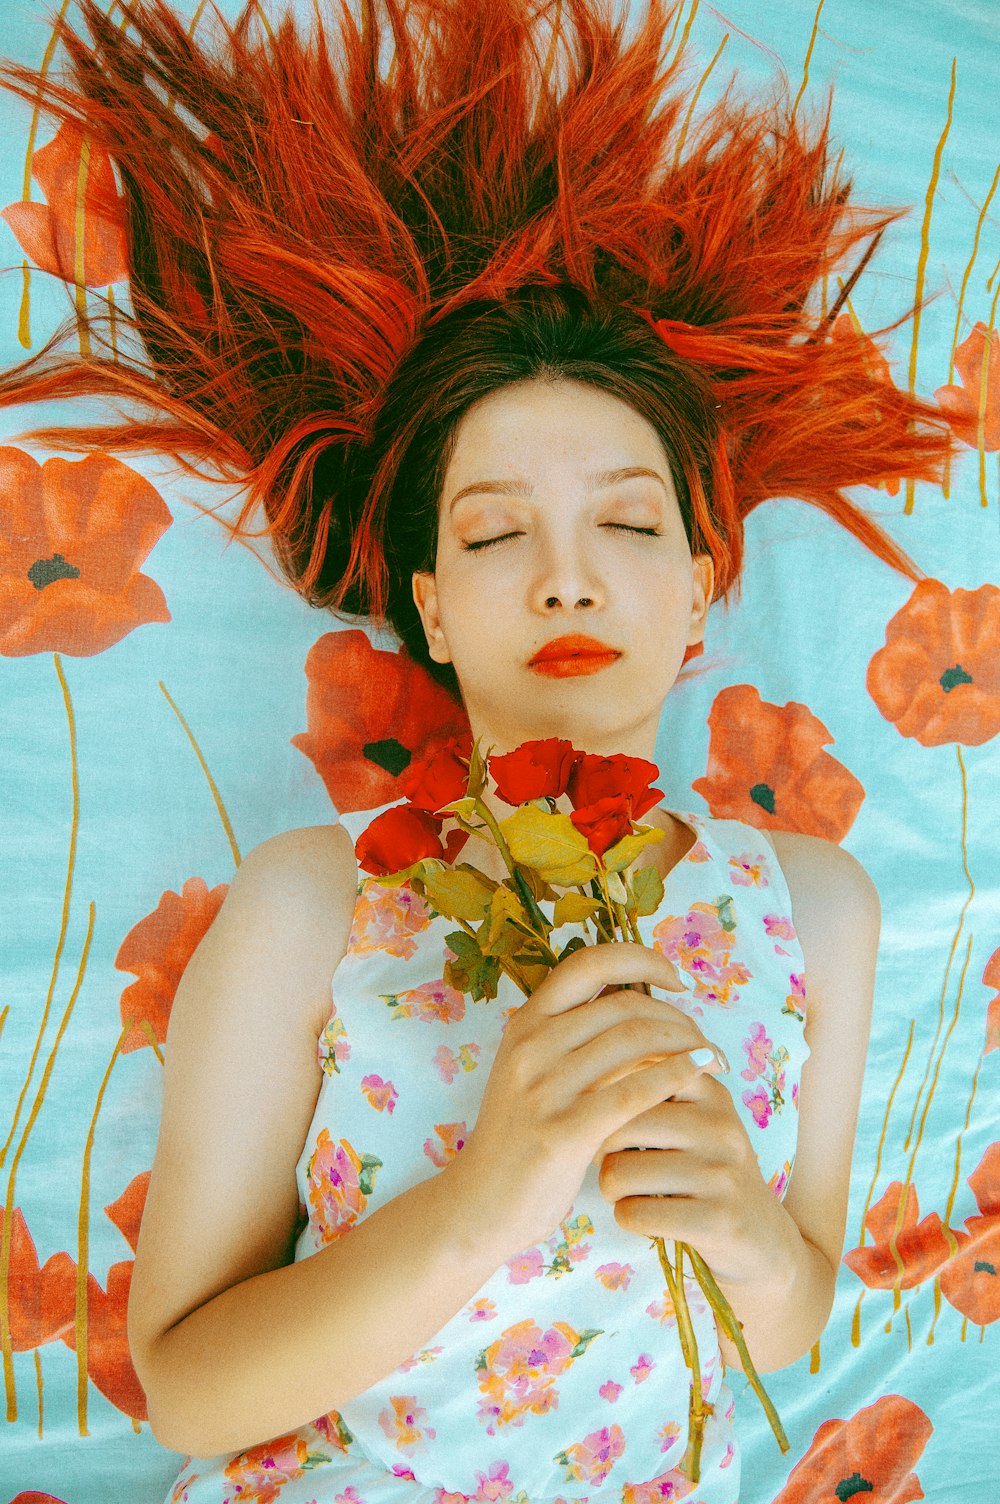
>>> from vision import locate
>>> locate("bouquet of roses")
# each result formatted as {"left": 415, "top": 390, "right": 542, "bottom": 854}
{"left": 354, "top": 733, "right": 787, "bottom": 1483}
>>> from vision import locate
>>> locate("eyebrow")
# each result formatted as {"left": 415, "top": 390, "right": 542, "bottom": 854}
{"left": 447, "top": 466, "right": 670, "bottom": 516}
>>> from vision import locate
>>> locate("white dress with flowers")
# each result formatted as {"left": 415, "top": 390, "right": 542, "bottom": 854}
{"left": 164, "top": 800, "right": 809, "bottom": 1504}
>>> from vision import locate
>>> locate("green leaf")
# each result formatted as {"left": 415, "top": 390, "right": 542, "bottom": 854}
{"left": 630, "top": 863, "right": 665, "bottom": 916}
{"left": 498, "top": 805, "right": 598, "bottom": 885}
{"left": 570, "top": 1328, "right": 604, "bottom": 1359}
{"left": 443, "top": 929, "right": 501, "bottom": 1001}
{"left": 602, "top": 825, "right": 664, "bottom": 874}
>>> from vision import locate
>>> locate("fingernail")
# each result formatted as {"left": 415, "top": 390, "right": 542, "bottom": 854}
{"left": 688, "top": 1046, "right": 716, "bottom": 1070}
{"left": 713, "top": 1045, "right": 731, "bottom": 1074}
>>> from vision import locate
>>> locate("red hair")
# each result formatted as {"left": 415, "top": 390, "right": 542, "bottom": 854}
{"left": 0, "top": 0, "right": 957, "bottom": 636}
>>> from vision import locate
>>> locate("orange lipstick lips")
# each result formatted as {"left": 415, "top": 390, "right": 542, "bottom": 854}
{"left": 528, "top": 633, "right": 622, "bottom": 678}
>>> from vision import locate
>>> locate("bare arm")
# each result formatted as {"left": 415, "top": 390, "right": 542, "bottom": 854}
{"left": 713, "top": 834, "right": 881, "bottom": 1372}
{"left": 128, "top": 825, "right": 506, "bottom": 1459}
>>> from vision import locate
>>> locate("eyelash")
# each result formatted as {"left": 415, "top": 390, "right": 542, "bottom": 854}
{"left": 463, "top": 524, "right": 662, "bottom": 553}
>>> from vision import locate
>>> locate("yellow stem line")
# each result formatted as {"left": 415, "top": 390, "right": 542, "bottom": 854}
{"left": 158, "top": 682, "right": 241, "bottom": 868}
{"left": 905, "top": 57, "right": 957, "bottom": 516}
{"left": 672, "top": 33, "right": 729, "bottom": 170}
{"left": 76, "top": 1020, "right": 130, "bottom": 1433}
{"left": 0, "top": 658, "right": 79, "bottom": 1165}
{"left": 792, "top": 0, "right": 826, "bottom": 123}
{"left": 74, "top": 133, "right": 92, "bottom": 356}
{"left": 904, "top": 744, "right": 973, "bottom": 1151}
{"left": 1, "top": 901, "right": 95, "bottom": 1423}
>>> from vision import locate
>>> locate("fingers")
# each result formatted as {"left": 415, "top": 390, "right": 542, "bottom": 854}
{"left": 538, "top": 992, "right": 709, "bottom": 1064}
{"left": 533, "top": 940, "right": 686, "bottom": 1018}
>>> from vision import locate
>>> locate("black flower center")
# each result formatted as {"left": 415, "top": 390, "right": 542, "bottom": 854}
{"left": 835, "top": 1474, "right": 874, "bottom": 1501}
{"left": 749, "top": 782, "right": 776, "bottom": 815}
{"left": 940, "top": 663, "right": 973, "bottom": 692}
{"left": 28, "top": 552, "right": 81, "bottom": 590}
{"left": 362, "top": 737, "right": 411, "bottom": 777}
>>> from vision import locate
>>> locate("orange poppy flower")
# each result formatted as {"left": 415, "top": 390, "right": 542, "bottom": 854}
{"left": 0, "top": 448, "right": 172, "bottom": 656}
{"left": 772, "top": 1394, "right": 932, "bottom": 1504}
{"left": 690, "top": 682, "right": 865, "bottom": 839}
{"left": 2, "top": 1203, "right": 77, "bottom": 1351}
{"left": 103, "top": 1172, "right": 149, "bottom": 1256}
{"left": 939, "top": 1140, "right": 1000, "bottom": 1325}
{"left": 842, "top": 1181, "right": 954, "bottom": 1291}
{"left": 291, "top": 629, "right": 472, "bottom": 812}
{"left": 983, "top": 945, "right": 1000, "bottom": 1054}
{"left": 933, "top": 322, "right": 1000, "bottom": 452}
{"left": 115, "top": 877, "right": 229, "bottom": 1053}
{"left": 866, "top": 578, "right": 1000, "bottom": 746}
{"left": 1, "top": 120, "right": 128, "bottom": 287}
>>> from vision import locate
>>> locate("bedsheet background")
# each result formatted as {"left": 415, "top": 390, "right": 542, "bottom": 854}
{"left": 2, "top": 0, "right": 999, "bottom": 1500}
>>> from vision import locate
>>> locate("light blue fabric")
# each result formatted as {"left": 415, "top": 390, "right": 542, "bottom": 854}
{"left": 1, "top": 2, "right": 998, "bottom": 1501}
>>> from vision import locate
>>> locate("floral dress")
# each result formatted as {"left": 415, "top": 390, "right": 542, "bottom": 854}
{"left": 164, "top": 802, "right": 809, "bottom": 1504}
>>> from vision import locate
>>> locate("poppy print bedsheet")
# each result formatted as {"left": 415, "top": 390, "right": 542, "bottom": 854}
{"left": 1, "top": 1, "right": 998, "bottom": 1501}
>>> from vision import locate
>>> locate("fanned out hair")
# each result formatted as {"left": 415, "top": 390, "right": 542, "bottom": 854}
{"left": 0, "top": 0, "right": 958, "bottom": 699}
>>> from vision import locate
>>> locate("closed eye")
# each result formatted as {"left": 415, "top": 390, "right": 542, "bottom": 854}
{"left": 463, "top": 525, "right": 662, "bottom": 553}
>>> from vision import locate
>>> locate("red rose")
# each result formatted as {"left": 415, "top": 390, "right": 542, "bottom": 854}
{"left": 570, "top": 795, "right": 635, "bottom": 858}
{"left": 567, "top": 752, "right": 662, "bottom": 819}
{"left": 400, "top": 737, "right": 471, "bottom": 813}
{"left": 354, "top": 804, "right": 446, "bottom": 875}
{"left": 489, "top": 737, "right": 581, "bottom": 805}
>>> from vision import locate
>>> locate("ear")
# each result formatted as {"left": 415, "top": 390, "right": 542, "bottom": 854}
{"left": 411, "top": 570, "right": 453, "bottom": 665}
{"left": 688, "top": 552, "right": 715, "bottom": 645}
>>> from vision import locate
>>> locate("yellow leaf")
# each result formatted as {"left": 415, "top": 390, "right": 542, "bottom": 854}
{"left": 484, "top": 884, "right": 530, "bottom": 950}
{"left": 420, "top": 865, "right": 496, "bottom": 921}
{"left": 552, "top": 892, "right": 604, "bottom": 927}
{"left": 499, "top": 805, "right": 598, "bottom": 885}
{"left": 602, "top": 825, "right": 664, "bottom": 874}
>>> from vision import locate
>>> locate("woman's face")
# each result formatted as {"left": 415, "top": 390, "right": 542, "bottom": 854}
{"left": 412, "top": 375, "right": 714, "bottom": 764}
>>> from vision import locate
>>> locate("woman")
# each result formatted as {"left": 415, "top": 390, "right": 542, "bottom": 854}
{"left": 0, "top": 2, "right": 956, "bottom": 1498}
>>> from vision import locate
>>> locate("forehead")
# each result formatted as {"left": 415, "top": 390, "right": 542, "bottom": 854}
{"left": 443, "top": 377, "right": 676, "bottom": 493}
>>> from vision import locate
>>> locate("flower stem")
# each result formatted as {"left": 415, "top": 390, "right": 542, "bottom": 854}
{"left": 655, "top": 1238, "right": 711, "bottom": 1483}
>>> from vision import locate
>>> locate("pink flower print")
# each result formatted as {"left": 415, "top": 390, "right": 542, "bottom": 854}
{"left": 728, "top": 850, "right": 770, "bottom": 886}
{"left": 351, "top": 880, "right": 433, "bottom": 957}
{"left": 424, "top": 1121, "right": 468, "bottom": 1166}
{"left": 763, "top": 911, "right": 798, "bottom": 957}
{"left": 397, "top": 1345, "right": 444, "bottom": 1372}
{"left": 361, "top": 1073, "right": 398, "bottom": 1113}
{"left": 377, "top": 1394, "right": 436, "bottom": 1453}
{"left": 782, "top": 971, "right": 807, "bottom": 1021}
{"left": 652, "top": 901, "right": 752, "bottom": 1008}
{"left": 317, "top": 1005, "right": 350, "bottom": 1075}
{"left": 506, "top": 1248, "right": 545, "bottom": 1284}
{"left": 743, "top": 1084, "right": 772, "bottom": 1128}
{"left": 468, "top": 1459, "right": 519, "bottom": 1502}
{"left": 383, "top": 977, "right": 466, "bottom": 1023}
{"left": 595, "top": 1261, "right": 635, "bottom": 1291}
{"left": 720, "top": 1439, "right": 736, "bottom": 1466}
{"left": 310, "top": 1409, "right": 353, "bottom": 1452}
{"left": 741, "top": 1022, "right": 774, "bottom": 1081}
{"left": 622, "top": 1464, "right": 696, "bottom": 1501}
{"left": 433, "top": 1041, "right": 482, "bottom": 1082}
{"left": 554, "top": 1423, "right": 626, "bottom": 1485}
{"left": 222, "top": 1433, "right": 317, "bottom": 1503}
{"left": 645, "top": 1292, "right": 676, "bottom": 1323}
{"left": 600, "top": 1379, "right": 624, "bottom": 1402}
{"left": 544, "top": 1212, "right": 594, "bottom": 1275}
{"left": 767, "top": 1159, "right": 793, "bottom": 1199}
{"left": 656, "top": 1419, "right": 682, "bottom": 1456}
{"left": 630, "top": 1353, "right": 655, "bottom": 1383}
{"left": 306, "top": 1130, "right": 382, "bottom": 1246}
{"left": 468, "top": 1298, "right": 498, "bottom": 1321}
{"left": 474, "top": 1318, "right": 601, "bottom": 1433}
{"left": 335, "top": 1490, "right": 365, "bottom": 1504}
{"left": 792, "top": 1080, "right": 799, "bottom": 1110}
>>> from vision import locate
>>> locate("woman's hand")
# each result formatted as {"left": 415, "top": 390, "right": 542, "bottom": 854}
{"left": 449, "top": 940, "right": 729, "bottom": 1263}
{"left": 594, "top": 1069, "right": 787, "bottom": 1288}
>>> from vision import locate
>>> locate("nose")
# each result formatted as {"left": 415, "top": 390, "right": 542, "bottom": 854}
{"left": 531, "top": 537, "right": 603, "bottom": 613}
